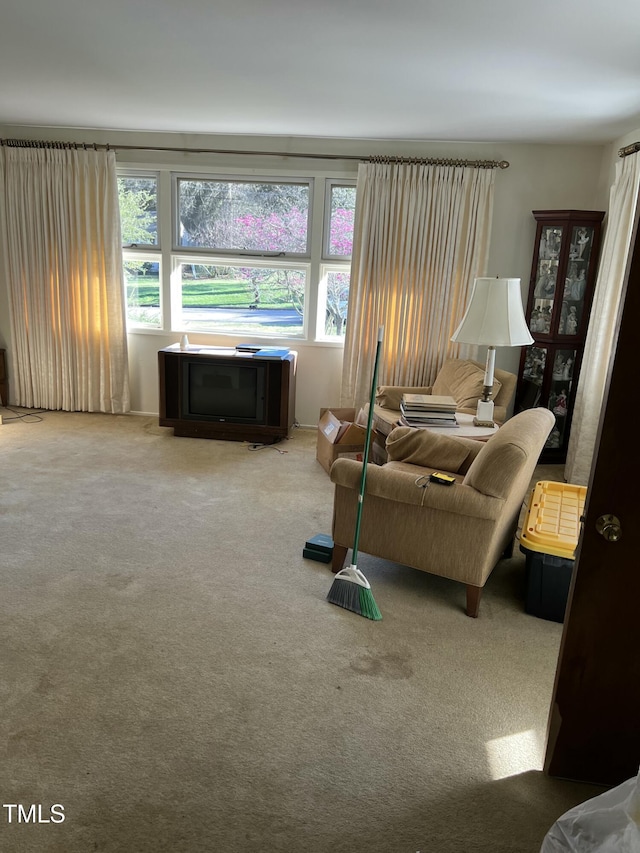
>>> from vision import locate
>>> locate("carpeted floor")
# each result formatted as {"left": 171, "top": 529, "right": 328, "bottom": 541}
{"left": 0, "top": 410, "right": 605, "bottom": 852}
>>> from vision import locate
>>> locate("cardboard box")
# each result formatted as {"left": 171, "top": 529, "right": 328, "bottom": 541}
{"left": 316, "top": 407, "right": 374, "bottom": 475}
{"left": 370, "top": 429, "right": 388, "bottom": 465}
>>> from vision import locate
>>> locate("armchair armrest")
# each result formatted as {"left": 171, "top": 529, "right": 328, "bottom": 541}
{"left": 330, "top": 458, "right": 503, "bottom": 521}
{"left": 375, "top": 385, "right": 433, "bottom": 410}
{"left": 385, "top": 426, "right": 483, "bottom": 473}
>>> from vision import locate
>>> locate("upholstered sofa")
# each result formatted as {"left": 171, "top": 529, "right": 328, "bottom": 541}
{"left": 373, "top": 357, "right": 517, "bottom": 437}
{"left": 329, "top": 407, "right": 555, "bottom": 617}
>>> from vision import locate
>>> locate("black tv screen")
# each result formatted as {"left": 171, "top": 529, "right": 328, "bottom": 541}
{"left": 182, "top": 359, "right": 266, "bottom": 423}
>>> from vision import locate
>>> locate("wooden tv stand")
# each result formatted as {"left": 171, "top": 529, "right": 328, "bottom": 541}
{"left": 158, "top": 347, "right": 297, "bottom": 443}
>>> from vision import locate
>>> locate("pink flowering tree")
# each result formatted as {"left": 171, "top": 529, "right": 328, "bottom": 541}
{"left": 232, "top": 204, "right": 354, "bottom": 333}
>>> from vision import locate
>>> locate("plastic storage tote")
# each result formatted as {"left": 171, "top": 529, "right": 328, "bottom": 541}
{"left": 519, "top": 480, "right": 587, "bottom": 622}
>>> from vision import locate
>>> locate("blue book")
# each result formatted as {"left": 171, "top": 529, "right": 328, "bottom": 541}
{"left": 256, "top": 348, "right": 290, "bottom": 359}
{"left": 304, "top": 533, "right": 334, "bottom": 555}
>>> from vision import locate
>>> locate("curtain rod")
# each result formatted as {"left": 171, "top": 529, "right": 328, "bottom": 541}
{"left": 619, "top": 141, "right": 640, "bottom": 158}
{"left": 0, "top": 138, "right": 509, "bottom": 169}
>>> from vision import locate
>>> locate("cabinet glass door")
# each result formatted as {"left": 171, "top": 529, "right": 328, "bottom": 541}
{"left": 546, "top": 348, "right": 577, "bottom": 449}
{"left": 559, "top": 225, "right": 595, "bottom": 337}
{"left": 530, "top": 225, "right": 563, "bottom": 335}
{"left": 520, "top": 346, "right": 547, "bottom": 408}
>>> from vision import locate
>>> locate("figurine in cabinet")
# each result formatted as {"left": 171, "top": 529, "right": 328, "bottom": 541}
{"left": 566, "top": 306, "right": 578, "bottom": 335}
{"left": 553, "top": 389, "right": 568, "bottom": 416}
{"left": 534, "top": 262, "right": 556, "bottom": 298}
{"left": 563, "top": 357, "right": 573, "bottom": 380}
{"left": 570, "top": 269, "right": 587, "bottom": 301}
{"left": 563, "top": 277, "right": 573, "bottom": 299}
{"left": 524, "top": 348, "right": 545, "bottom": 382}
{"left": 576, "top": 229, "right": 590, "bottom": 258}
{"left": 553, "top": 353, "right": 566, "bottom": 379}
{"left": 558, "top": 301, "right": 568, "bottom": 334}
{"left": 542, "top": 227, "right": 562, "bottom": 258}
{"left": 530, "top": 307, "right": 542, "bottom": 332}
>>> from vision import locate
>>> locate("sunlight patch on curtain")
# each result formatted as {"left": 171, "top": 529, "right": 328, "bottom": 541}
{"left": 341, "top": 162, "right": 495, "bottom": 407}
{"left": 0, "top": 144, "right": 130, "bottom": 413}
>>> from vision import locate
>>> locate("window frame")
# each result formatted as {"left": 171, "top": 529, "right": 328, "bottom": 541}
{"left": 118, "top": 166, "right": 354, "bottom": 343}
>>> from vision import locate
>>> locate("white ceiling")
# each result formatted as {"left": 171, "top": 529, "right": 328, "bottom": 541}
{"left": 2, "top": 0, "right": 640, "bottom": 145}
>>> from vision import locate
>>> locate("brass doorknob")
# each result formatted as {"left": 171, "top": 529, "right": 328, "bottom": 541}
{"left": 596, "top": 514, "right": 622, "bottom": 542}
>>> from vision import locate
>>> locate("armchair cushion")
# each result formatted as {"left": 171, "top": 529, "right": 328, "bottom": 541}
{"left": 374, "top": 359, "right": 511, "bottom": 428}
{"left": 385, "top": 425, "right": 481, "bottom": 473}
{"left": 446, "top": 360, "right": 502, "bottom": 409}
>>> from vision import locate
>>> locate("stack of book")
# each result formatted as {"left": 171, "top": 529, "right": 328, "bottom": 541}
{"left": 303, "top": 533, "right": 334, "bottom": 564}
{"left": 400, "top": 393, "right": 459, "bottom": 428}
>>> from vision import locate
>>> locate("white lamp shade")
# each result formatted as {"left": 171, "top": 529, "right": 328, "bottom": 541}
{"left": 451, "top": 277, "right": 534, "bottom": 346}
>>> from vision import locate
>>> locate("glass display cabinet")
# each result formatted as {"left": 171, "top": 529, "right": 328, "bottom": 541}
{"left": 515, "top": 210, "right": 605, "bottom": 463}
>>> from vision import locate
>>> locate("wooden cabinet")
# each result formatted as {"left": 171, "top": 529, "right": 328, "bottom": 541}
{"left": 158, "top": 347, "right": 297, "bottom": 444}
{"left": 515, "top": 210, "right": 605, "bottom": 464}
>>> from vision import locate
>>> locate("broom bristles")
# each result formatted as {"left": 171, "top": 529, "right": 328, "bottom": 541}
{"left": 327, "top": 574, "right": 382, "bottom": 621}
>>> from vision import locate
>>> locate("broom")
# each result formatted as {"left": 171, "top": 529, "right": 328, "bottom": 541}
{"left": 327, "top": 325, "right": 383, "bottom": 620}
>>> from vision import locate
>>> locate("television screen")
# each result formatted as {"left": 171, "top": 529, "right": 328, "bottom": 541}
{"left": 182, "top": 359, "right": 266, "bottom": 423}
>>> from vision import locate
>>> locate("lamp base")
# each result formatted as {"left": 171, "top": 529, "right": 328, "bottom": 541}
{"left": 474, "top": 399, "right": 495, "bottom": 428}
{"left": 473, "top": 418, "right": 495, "bottom": 428}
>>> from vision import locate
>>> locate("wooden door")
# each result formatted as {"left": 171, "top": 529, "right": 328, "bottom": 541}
{"left": 544, "top": 194, "right": 640, "bottom": 786}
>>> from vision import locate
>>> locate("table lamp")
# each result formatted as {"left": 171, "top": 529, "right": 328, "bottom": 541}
{"left": 451, "top": 277, "right": 533, "bottom": 427}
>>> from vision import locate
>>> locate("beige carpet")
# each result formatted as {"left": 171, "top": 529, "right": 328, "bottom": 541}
{"left": 0, "top": 410, "right": 604, "bottom": 853}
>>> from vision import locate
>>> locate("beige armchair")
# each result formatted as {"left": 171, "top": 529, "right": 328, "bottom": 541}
{"left": 373, "top": 358, "right": 517, "bottom": 437}
{"left": 330, "top": 407, "right": 555, "bottom": 617}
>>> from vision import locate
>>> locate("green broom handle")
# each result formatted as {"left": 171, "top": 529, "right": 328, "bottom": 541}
{"left": 351, "top": 325, "right": 384, "bottom": 566}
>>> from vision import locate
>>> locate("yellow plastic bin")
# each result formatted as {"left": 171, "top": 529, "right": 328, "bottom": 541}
{"left": 519, "top": 481, "right": 587, "bottom": 622}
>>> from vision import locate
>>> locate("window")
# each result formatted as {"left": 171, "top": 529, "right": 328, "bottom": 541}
{"left": 325, "top": 182, "right": 356, "bottom": 259}
{"left": 176, "top": 178, "right": 310, "bottom": 254}
{"left": 118, "top": 170, "right": 355, "bottom": 341}
{"left": 124, "top": 256, "right": 162, "bottom": 329}
{"left": 118, "top": 176, "right": 158, "bottom": 247}
{"left": 318, "top": 266, "right": 350, "bottom": 338}
{"left": 173, "top": 259, "right": 307, "bottom": 337}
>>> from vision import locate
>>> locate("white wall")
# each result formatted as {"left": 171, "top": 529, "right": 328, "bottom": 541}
{"left": 0, "top": 124, "right": 623, "bottom": 425}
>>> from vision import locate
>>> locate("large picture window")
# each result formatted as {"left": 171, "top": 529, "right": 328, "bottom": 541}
{"left": 119, "top": 170, "right": 353, "bottom": 341}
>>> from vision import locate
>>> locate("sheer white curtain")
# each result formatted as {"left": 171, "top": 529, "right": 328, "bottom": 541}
{"left": 340, "top": 161, "right": 495, "bottom": 407}
{"left": 565, "top": 152, "right": 640, "bottom": 485}
{"left": 0, "top": 144, "right": 130, "bottom": 413}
